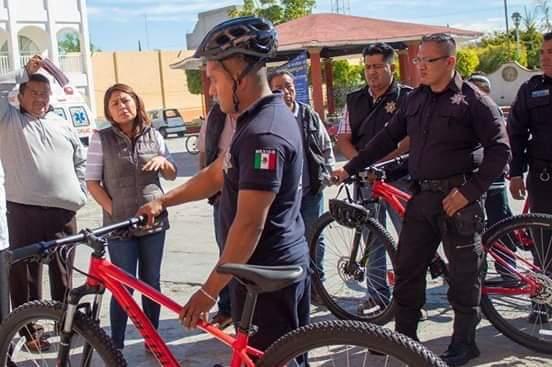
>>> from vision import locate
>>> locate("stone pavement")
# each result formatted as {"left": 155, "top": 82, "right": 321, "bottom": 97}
{"left": 63, "top": 137, "right": 552, "bottom": 366}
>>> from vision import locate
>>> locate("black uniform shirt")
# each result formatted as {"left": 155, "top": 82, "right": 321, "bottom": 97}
{"left": 219, "top": 93, "right": 308, "bottom": 266}
{"left": 345, "top": 73, "right": 511, "bottom": 203}
{"left": 508, "top": 74, "right": 552, "bottom": 176}
{"left": 346, "top": 81, "right": 412, "bottom": 150}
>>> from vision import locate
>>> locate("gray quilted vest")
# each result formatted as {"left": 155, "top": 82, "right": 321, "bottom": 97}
{"left": 99, "top": 126, "right": 168, "bottom": 236}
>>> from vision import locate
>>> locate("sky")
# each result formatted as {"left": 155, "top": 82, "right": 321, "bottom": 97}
{"left": 86, "top": 0, "right": 538, "bottom": 51}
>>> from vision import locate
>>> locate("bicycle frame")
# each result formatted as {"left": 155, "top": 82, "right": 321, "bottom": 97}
{"left": 355, "top": 177, "right": 540, "bottom": 299}
{"left": 71, "top": 254, "right": 263, "bottom": 367}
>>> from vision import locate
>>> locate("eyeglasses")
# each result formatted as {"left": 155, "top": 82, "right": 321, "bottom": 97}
{"left": 412, "top": 56, "right": 449, "bottom": 65}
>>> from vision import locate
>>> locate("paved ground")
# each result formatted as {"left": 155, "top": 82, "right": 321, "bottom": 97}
{"left": 45, "top": 136, "right": 552, "bottom": 366}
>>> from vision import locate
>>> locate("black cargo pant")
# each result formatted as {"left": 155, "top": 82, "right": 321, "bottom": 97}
{"left": 7, "top": 202, "right": 76, "bottom": 310}
{"left": 393, "top": 190, "right": 484, "bottom": 346}
{"left": 527, "top": 161, "right": 552, "bottom": 273}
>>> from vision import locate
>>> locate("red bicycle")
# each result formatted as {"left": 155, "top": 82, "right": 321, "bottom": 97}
{"left": 0, "top": 217, "right": 447, "bottom": 366}
{"left": 310, "top": 155, "right": 552, "bottom": 354}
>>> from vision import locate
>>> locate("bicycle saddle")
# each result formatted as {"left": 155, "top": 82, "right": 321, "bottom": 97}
{"left": 217, "top": 263, "right": 304, "bottom": 293}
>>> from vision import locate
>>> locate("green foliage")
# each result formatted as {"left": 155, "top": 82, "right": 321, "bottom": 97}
{"left": 230, "top": 0, "right": 315, "bottom": 24}
{"left": 331, "top": 60, "right": 364, "bottom": 110}
{"left": 58, "top": 32, "right": 101, "bottom": 54}
{"left": 456, "top": 48, "right": 479, "bottom": 77}
{"left": 186, "top": 69, "right": 203, "bottom": 95}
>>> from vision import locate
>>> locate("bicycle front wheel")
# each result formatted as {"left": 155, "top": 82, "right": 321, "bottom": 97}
{"left": 257, "top": 320, "right": 448, "bottom": 367}
{"left": 185, "top": 135, "right": 199, "bottom": 155}
{"left": 309, "top": 211, "right": 397, "bottom": 324}
{"left": 0, "top": 300, "right": 126, "bottom": 366}
{"left": 482, "top": 213, "right": 552, "bottom": 354}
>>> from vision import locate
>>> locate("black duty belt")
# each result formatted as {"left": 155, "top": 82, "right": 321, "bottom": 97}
{"left": 415, "top": 174, "right": 470, "bottom": 193}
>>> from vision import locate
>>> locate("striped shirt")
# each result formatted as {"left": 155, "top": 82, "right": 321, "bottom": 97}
{"left": 85, "top": 128, "right": 173, "bottom": 181}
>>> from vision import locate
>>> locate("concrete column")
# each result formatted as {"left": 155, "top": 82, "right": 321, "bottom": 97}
{"left": 6, "top": 0, "right": 20, "bottom": 71}
{"left": 324, "top": 58, "right": 335, "bottom": 115}
{"left": 308, "top": 47, "right": 324, "bottom": 119}
{"left": 406, "top": 41, "right": 421, "bottom": 87}
{"left": 398, "top": 49, "right": 409, "bottom": 85}
{"left": 45, "top": 0, "right": 59, "bottom": 64}
{"left": 77, "top": 0, "right": 97, "bottom": 115}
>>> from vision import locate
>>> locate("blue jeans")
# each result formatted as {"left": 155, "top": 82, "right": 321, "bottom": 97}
{"left": 108, "top": 231, "right": 166, "bottom": 349}
{"left": 358, "top": 178, "right": 406, "bottom": 301}
{"left": 213, "top": 202, "right": 232, "bottom": 315}
{"left": 301, "top": 191, "right": 325, "bottom": 280}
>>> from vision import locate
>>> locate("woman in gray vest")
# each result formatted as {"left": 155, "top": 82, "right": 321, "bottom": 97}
{"left": 85, "top": 83, "right": 177, "bottom": 350}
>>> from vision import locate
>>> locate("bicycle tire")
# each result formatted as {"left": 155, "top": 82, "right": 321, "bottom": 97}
{"left": 257, "top": 320, "right": 448, "bottom": 367}
{"left": 185, "top": 135, "right": 199, "bottom": 155}
{"left": 0, "top": 300, "right": 126, "bottom": 366}
{"left": 481, "top": 213, "right": 552, "bottom": 354}
{"left": 309, "top": 211, "right": 397, "bottom": 324}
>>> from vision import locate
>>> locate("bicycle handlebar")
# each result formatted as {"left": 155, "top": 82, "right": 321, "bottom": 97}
{"left": 10, "top": 216, "right": 146, "bottom": 263}
{"left": 342, "top": 153, "right": 409, "bottom": 185}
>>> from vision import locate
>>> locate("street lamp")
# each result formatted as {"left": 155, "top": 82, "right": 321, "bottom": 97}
{"left": 512, "top": 11, "right": 522, "bottom": 60}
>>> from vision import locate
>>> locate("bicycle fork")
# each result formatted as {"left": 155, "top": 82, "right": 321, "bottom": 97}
{"left": 57, "top": 284, "right": 105, "bottom": 367}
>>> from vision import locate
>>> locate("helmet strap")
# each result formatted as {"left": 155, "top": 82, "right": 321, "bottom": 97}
{"left": 220, "top": 57, "right": 267, "bottom": 114}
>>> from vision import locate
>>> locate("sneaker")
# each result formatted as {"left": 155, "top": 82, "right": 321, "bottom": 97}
{"left": 311, "top": 291, "right": 325, "bottom": 307}
{"left": 357, "top": 298, "right": 388, "bottom": 317}
{"left": 211, "top": 311, "right": 233, "bottom": 330}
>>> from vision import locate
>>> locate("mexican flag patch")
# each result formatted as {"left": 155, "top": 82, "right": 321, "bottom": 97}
{"left": 254, "top": 149, "right": 277, "bottom": 170}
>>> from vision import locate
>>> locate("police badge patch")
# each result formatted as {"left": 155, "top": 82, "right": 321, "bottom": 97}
{"left": 451, "top": 93, "right": 469, "bottom": 106}
{"left": 384, "top": 101, "right": 397, "bottom": 114}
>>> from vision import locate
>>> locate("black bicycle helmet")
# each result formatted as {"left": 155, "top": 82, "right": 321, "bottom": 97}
{"left": 193, "top": 16, "right": 277, "bottom": 61}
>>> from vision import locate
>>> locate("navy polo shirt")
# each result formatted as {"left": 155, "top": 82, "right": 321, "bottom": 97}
{"left": 219, "top": 93, "right": 308, "bottom": 266}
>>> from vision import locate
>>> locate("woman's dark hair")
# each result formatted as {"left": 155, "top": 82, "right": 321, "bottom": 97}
{"left": 103, "top": 83, "right": 150, "bottom": 134}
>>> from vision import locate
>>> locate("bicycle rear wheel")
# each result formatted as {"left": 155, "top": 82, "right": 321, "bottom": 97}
{"left": 309, "top": 211, "right": 397, "bottom": 324}
{"left": 185, "top": 135, "right": 199, "bottom": 155}
{"left": 257, "top": 320, "right": 448, "bottom": 367}
{"left": 0, "top": 300, "right": 126, "bottom": 366}
{"left": 481, "top": 213, "right": 552, "bottom": 354}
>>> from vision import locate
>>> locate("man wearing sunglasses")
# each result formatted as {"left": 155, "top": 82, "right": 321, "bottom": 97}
{"left": 332, "top": 33, "right": 510, "bottom": 366}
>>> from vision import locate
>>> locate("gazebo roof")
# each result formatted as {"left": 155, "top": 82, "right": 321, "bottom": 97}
{"left": 276, "top": 13, "right": 482, "bottom": 58}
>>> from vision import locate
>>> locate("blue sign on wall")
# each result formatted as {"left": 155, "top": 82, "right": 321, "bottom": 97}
{"left": 278, "top": 52, "right": 309, "bottom": 104}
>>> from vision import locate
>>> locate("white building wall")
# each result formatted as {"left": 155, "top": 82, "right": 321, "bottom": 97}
{"left": 488, "top": 62, "right": 541, "bottom": 107}
{"left": 0, "top": 0, "right": 95, "bottom": 114}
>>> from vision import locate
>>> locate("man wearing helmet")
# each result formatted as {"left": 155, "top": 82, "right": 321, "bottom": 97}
{"left": 138, "top": 17, "right": 310, "bottom": 355}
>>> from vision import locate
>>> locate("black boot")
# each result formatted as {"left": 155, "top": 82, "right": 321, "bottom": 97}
{"left": 440, "top": 343, "right": 480, "bottom": 367}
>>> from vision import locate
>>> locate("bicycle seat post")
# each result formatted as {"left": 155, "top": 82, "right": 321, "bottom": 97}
{"left": 238, "top": 287, "right": 259, "bottom": 336}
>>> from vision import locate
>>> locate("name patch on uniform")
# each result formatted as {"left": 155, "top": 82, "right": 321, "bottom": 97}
{"left": 531, "top": 89, "right": 550, "bottom": 98}
{"left": 254, "top": 149, "right": 277, "bottom": 170}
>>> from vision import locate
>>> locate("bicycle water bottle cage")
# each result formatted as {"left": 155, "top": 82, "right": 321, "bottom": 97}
{"left": 329, "top": 199, "right": 370, "bottom": 228}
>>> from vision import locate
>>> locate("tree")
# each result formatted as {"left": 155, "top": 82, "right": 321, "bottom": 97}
{"left": 456, "top": 48, "right": 479, "bottom": 77}
{"left": 230, "top": 0, "right": 315, "bottom": 25}
{"left": 58, "top": 33, "right": 101, "bottom": 54}
{"left": 331, "top": 60, "right": 364, "bottom": 110}
{"left": 185, "top": 69, "right": 203, "bottom": 95}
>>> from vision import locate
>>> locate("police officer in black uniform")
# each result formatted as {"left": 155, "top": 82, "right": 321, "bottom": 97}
{"left": 138, "top": 17, "right": 310, "bottom": 357}
{"left": 509, "top": 31, "right": 552, "bottom": 323}
{"left": 336, "top": 43, "right": 412, "bottom": 313}
{"left": 333, "top": 33, "right": 510, "bottom": 367}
